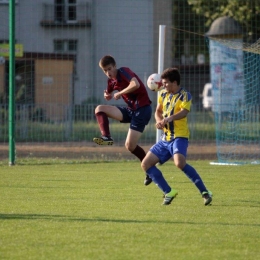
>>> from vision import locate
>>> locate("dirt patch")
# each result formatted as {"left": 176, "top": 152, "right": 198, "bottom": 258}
{"left": 0, "top": 141, "right": 217, "bottom": 161}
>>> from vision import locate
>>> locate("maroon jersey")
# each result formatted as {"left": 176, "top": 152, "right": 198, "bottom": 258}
{"left": 107, "top": 67, "right": 151, "bottom": 110}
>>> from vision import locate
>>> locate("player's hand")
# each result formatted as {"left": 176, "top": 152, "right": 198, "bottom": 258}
{"left": 114, "top": 92, "right": 122, "bottom": 100}
{"left": 104, "top": 90, "right": 112, "bottom": 101}
{"left": 155, "top": 118, "right": 166, "bottom": 129}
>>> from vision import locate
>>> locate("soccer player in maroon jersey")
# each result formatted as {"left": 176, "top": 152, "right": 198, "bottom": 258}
{"left": 93, "top": 55, "right": 153, "bottom": 185}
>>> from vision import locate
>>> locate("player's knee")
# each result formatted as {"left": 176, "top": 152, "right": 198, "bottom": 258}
{"left": 174, "top": 160, "right": 185, "bottom": 170}
{"left": 95, "top": 105, "right": 105, "bottom": 114}
{"left": 141, "top": 155, "right": 154, "bottom": 171}
{"left": 174, "top": 154, "right": 186, "bottom": 169}
{"left": 125, "top": 142, "right": 135, "bottom": 152}
{"left": 141, "top": 160, "right": 148, "bottom": 171}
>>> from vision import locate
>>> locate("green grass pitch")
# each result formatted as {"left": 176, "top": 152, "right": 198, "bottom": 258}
{"left": 0, "top": 160, "right": 259, "bottom": 259}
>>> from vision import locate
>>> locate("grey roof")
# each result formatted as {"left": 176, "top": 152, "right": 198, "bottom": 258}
{"left": 206, "top": 16, "right": 243, "bottom": 36}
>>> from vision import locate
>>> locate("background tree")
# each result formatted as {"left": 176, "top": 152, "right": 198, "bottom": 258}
{"left": 172, "top": 0, "right": 209, "bottom": 64}
{"left": 188, "top": 0, "right": 260, "bottom": 42}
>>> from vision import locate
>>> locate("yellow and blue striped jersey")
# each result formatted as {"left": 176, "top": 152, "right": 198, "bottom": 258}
{"left": 158, "top": 88, "right": 192, "bottom": 141}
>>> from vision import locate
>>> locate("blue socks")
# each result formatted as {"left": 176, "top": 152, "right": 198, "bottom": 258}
{"left": 146, "top": 166, "right": 171, "bottom": 194}
{"left": 182, "top": 164, "right": 207, "bottom": 193}
{"left": 146, "top": 164, "right": 208, "bottom": 195}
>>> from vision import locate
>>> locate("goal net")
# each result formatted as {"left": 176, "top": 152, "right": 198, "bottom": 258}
{"left": 1, "top": 0, "right": 259, "bottom": 164}
{"left": 207, "top": 37, "right": 260, "bottom": 165}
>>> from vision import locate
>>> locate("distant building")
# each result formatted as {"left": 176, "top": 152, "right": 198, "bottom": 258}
{"left": 0, "top": 0, "right": 172, "bottom": 120}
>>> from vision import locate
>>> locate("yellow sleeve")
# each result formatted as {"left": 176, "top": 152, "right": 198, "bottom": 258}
{"left": 180, "top": 92, "right": 192, "bottom": 111}
{"left": 158, "top": 92, "right": 164, "bottom": 106}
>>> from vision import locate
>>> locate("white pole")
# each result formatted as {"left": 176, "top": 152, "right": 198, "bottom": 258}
{"left": 158, "top": 25, "right": 166, "bottom": 75}
{"left": 156, "top": 25, "right": 166, "bottom": 143}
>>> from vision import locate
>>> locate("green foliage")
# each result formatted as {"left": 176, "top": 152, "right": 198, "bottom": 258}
{"left": 0, "top": 91, "right": 5, "bottom": 103}
{"left": 32, "top": 107, "right": 46, "bottom": 122}
{"left": 0, "top": 161, "right": 259, "bottom": 259}
{"left": 82, "top": 96, "right": 101, "bottom": 104}
{"left": 0, "top": 107, "right": 8, "bottom": 122}
{"left": 73, "top": 97, "right": 101, "bottom": 121}
{"left": 0, "top": 116, "right": 216, "bottom": 142}
{"left": 172, "top": 0, "right": 209, "bottom": 61}
{"left": 188, "top": 0, "right": 260, "bottom": 41}
{"left": 73, "top": 104, "right": 95, "bottom": 121}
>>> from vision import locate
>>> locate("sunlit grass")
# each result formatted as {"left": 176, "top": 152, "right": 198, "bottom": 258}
{"left": 1, "top": 161, "right": 259, "bottom": 259}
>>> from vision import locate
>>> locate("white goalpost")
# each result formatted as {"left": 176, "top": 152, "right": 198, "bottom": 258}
{"left": 156, "top": 25, "right": 166, "bottom": 143}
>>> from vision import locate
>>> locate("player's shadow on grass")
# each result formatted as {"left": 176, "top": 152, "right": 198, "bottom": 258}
{"left": 0, "top": 213, "right": 259, "bottom": 227}
{"left": 212, "top": 200, "right": 260, "bottom": 207}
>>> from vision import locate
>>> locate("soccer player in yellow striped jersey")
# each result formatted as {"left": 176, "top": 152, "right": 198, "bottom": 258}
{"left": 159, "top": 87, "right": 191, "bottom": 141}
{"left": 141, "top": 68, "right": 213, "bottom": 206}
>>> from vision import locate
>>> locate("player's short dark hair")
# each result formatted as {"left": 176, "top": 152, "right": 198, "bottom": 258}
{"left": 161, "top": 67, "right": 181, "bottom": 85}
{"left": 99, "top": 55, "right": 116, "bottom": 68}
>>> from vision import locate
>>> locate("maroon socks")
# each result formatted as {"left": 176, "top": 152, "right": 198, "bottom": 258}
{"left": 95, "top": 111, "right": 110, "bottom": 137}
{"left": 131, "top": 145, "right": 146, "bottom": 162}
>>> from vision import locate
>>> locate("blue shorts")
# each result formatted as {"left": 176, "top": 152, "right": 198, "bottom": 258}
{"left": 150, "top": 137, "right": 189, "bottom": 164}
{"left": 117, "top": 105, "right": 152, "bottom": 133}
